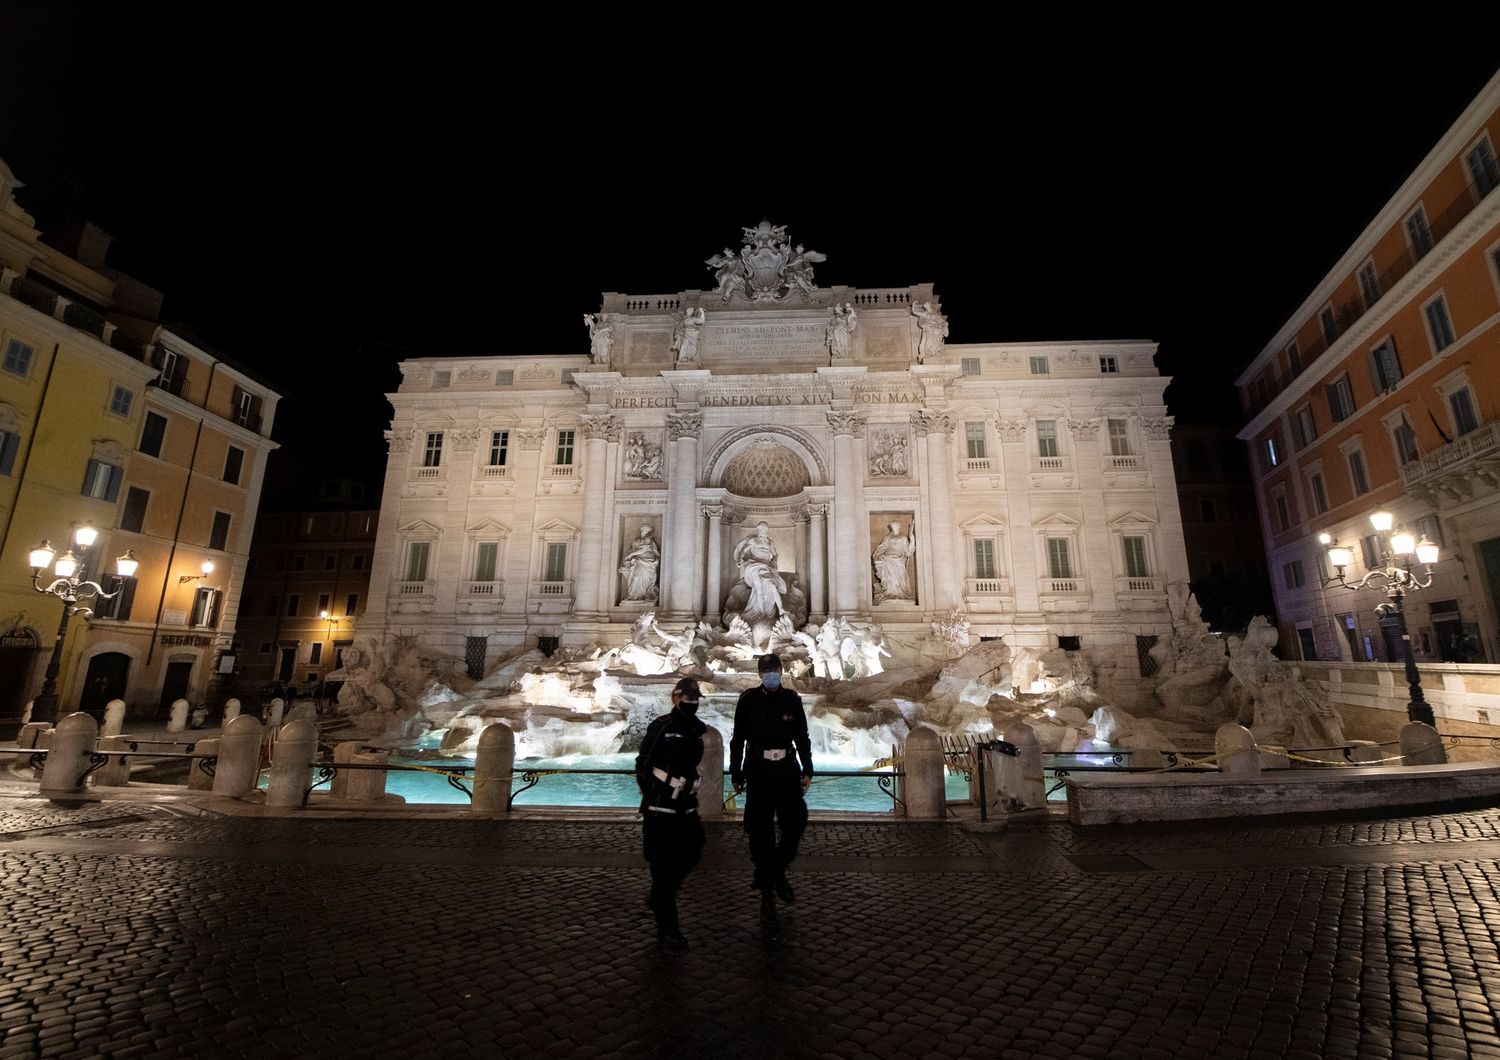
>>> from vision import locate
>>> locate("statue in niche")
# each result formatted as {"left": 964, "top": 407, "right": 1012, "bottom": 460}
{"left": 731, "top": 522, "right": 786, "bottom": 623}
{"left": 622, "top": 433, "right": 663, "bottom": 481}
{"left": 583, "top": 313, "right": 614, "bottom": 368}
{"left": 871, "top": 521, "right": 916, "bottom": 603}
{"left": 618, "top": 525, "right": 660, "bottom": 603}
{"left": 826, "top": 303, "right": 857, "bottom": 360}
{"left": 910, "top": 302, "right": 949, "bottom": 364}
{"left": 670, "top": 306, "right": 706, "bottom": 365}
{"left": 868, "top": 430, "right": 909, "bottom": 477}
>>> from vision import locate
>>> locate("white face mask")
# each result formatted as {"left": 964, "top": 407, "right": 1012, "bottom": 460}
{"left": 761, "top": 672, "right": 782, "bottom": 690}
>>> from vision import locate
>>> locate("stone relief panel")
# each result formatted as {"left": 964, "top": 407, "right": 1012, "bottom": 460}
{"left": 616, "top": 515, "right": 664, "bottom": 607}
{"left": 863, "top": 326, "right": 907, "bottom": 363}
{"left": 869, "top": 512, "right": 918, "bottom": 606}
{"left": 621, "top": 430, "right": 665, "bottom": 483}
{"left": 866, "top": 428, "right": 913, "bottom": 479}
{"left": 627, "top": 331, "right": 672, "bottom": 368}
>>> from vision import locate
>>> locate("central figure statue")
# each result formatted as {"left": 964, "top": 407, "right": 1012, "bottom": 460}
{"left": 732, "top": 522, "right": 786, "bottom": 623}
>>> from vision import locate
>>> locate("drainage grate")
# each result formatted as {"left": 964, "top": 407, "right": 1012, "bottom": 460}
{"left": 1066, "top": 853, "right": 1151, "bottom": 873}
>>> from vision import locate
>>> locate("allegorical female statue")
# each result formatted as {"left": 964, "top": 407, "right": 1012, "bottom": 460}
{"left": 731, "top": 522, "right": 786, "bottom": 623}
{"left": 619, "top": 525, "right": 660, "bottom": 603}
{"left": 871, "top": 521, "right": 916, "bottom": 603}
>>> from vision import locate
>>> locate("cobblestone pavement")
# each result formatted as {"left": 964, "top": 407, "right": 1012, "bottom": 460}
{"left": 3, "top": 798, "right": 1500, "bottom": 1058}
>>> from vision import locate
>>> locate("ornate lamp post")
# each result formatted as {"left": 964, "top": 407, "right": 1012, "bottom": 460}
{"left": 1320, "top": 510, "right": 1440, "bottom": 726}
{"left": 28, "top": 524, "right": 139, "bottom": 725}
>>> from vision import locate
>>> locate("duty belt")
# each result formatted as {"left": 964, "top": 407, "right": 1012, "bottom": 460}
{"left": 761, "top": 749, "right": 789, "bottom": 762}
{"left": 652, "top": 766, "right": 696, "bottom": 797}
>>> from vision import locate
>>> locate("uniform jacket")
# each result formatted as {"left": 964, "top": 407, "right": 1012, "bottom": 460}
{"left": 729, "top": 684, "right": 814, "bottom": 784}
{"left": 635, "top": 708, "right": 707, "bottom": 814}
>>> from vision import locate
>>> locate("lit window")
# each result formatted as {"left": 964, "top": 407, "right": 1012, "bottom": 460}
{"left": 109, "top": 386, "right": 134, "bottom": 417}
{"left": 2, "top": 339, "right": 33, "bottom": 377}
{"left": 1098, "top": 355, "right": 1118, "bottom": 374}
{"left": 1264, "top": 435, "right": 1280, "bottom": 469}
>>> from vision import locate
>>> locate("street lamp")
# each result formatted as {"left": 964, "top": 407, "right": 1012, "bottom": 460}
{"left": 28, "top": 524, "right": 139, "bottom": 724}
{"left": 1321, "top": 509, "right": 1440, "bottom": 726}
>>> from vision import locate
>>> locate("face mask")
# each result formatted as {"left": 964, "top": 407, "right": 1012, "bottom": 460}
{"left": 761, "top": 673, "right": 782, "bottom": 690}
{"left": 677, "top": 699, "right": 700, "bottom": 716}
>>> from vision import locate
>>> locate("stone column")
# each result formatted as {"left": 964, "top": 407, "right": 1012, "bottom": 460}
{"left": 704, "top": 505, "right": 725, "bottom": 624}
{"left": 913, "top": 410, "right": 960, "bottom": 609}
{"left": 508, "top": 427, "right": 546, "bottom": 615}
{"left": 1141, "top": 415, "right": 1188, "bottom": 583}
{"left": 997, "top": 418, "right": 1039, "bottom": 613}
{"left": 574, "top": 414, "right": 619, "bottom": 618}
{"left": 828, "top": 411, "right": 865, "bottom": 614}
{"left": 807, "top": 503, "right": 828, "bottom": 622}
{"left": 1069, "top": 418, "right": 1111, "bottom": 611}
{"left": 664, "top": 412, "right": 703, "bottom": 619}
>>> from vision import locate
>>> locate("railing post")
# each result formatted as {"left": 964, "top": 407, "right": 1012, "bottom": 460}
{"left": 472, "top": 722, "right": 515, "bottom": 814}
{"left": 223, "top": 698, "right": 242, "bottom": 724}
{"left": 188, "top": 738, "right": 219, "bottom": 790}
{"left": 1214, "top": 723, "right": 1261, "bottom": 778}
{"left": 92, "top": 735, "right": 132, "bottom": 787}
{"left": 265, "top": 719, "right": 317, "bottom": 809}
{"left": 698, "top": 726, "right": 725, "bottom": 820}
{"left": 999, "top": 722, "right": 1046, "bottom": 809}
{"left": 267, "top": 698, "right": 286, "bottom": 730}
{"left": 331, "top": 741, "right": 390, "bottom": 802}
{"left": 1400, "top": 721, "right": 1447, "bottom": 766}
{"left": 213, "top": 715, "right": 264, "bottom": 798}
{"left": 40, "top": 713, "right": 98, "bottom": 797}
{"left": 101, "top": 699, "right": 127, "bottom": 738}
{"left": 902, "top": 727, "right": 946, "bottom": 819}
{"left": 167, "top": 698, "right": 189, "bottom": 734}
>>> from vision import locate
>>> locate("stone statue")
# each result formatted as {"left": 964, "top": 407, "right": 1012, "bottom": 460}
{"left": 583, "top": 313, "right": 613, "bottom": 368}
{"left": 1227, "top": 616, "right": 1347, "bottom": 748}
{"left": 618, "top": 525, "right": 660, "bottom": 603}
{"left": 622, "top": 433, "right": 663, "bottom": 481}
{"left": 826, "top": 303, "right": 857, "bottom": 360}
{"left": 706, "top": 248, "right": 747, "bottom": 302}
{"left": 868, "top": 430, "right": 909, "bottom": 477}
{"left": 670, "top": 306, "right": 706, "bottom": 365}
{"left": 731, "top": 522, "right": 786, "bottom": 624}
{"left": 705, "top": 223, "right": 826, "bottom": 302}
{"left": 910, "top": 302, "right": 949, "bottom": 364}
{"left": 785, "top": 244, "right": 827, "bottom": 297}
{"left": 930, "top": 608, "right": 971, "bottom": 659}
{"left": 871, "top": 521, "right": 916, "bottom": 603}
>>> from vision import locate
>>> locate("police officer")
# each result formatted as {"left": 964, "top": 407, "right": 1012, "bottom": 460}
{"left": 635, "top": 677, "right": 708, "bottom": 949}
{"left": 730, "top": 653, "right": 813, "bottom": 924}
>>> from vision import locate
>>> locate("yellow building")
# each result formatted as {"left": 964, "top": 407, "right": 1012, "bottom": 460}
{"left": 0, "top": 160, "right": 280, "bottom": 730}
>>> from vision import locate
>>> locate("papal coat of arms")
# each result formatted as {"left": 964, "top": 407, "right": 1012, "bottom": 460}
{"left": 706, "top": 221, "right": 827, "bottom": 302}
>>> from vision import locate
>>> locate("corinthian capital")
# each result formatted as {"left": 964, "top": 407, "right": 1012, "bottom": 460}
{"left": 579, "top": 413, "right": 621, "bottom": 441}
{"left": 826, "top": 410, "right": 865, "bottom": 437}
{"left": 666, "top": 412, "right": 703, "bottom": 440}
{"left": 515, "top": 427, "right": 547, "bottom": 450}
{"left": 385, "top": 428, "right": 414, "bottom": 454}
{"left": 1067, "top": 418, "right": 1100, "bottom": 440}
{"left": 910, "top": 409, "right": 954, "bottom": 436}
{"left": 996, "top": 419, "right": 1028, "bottom": 442}
{"left": 1140, "top": 415, "right": 1173, "bottom": 441}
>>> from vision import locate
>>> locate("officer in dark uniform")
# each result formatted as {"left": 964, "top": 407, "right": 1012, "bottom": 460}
{"left": 730, "top": 653, "right": 813, "bottom": 924}
{"left": 635, "top": 677, "right": 708, "bottom": 949}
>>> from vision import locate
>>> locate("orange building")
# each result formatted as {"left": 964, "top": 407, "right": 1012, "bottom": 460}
{"left": 1236, "top": 69, "right": 1500, "bottom": 666}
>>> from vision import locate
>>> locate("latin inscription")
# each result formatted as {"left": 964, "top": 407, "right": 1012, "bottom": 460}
{"left": 702, "top": 323, "right": 825, "bottom": 361}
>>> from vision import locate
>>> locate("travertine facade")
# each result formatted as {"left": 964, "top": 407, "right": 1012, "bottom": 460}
{"left": 366, "top": 226, "right": 1191, "bottom": 701}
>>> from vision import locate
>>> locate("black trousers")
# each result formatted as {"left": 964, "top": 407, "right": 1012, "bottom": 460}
{"left": 642, "top": 812, "right": 706, "bottom": 931}
{"left": 742, "top": 769, "right": 808, "bottom": 888}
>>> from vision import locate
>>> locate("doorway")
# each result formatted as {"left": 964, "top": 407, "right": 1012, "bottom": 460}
{"left": 80, "top": 652, "right": 130, "bottom": 715}
{"left": 277, "top": 647, "right": 296, "bottom": 682}
{"left": 159, "top": 660, "right": 193, "bottom": 711}
{"left": 0, "top": 628, "right": 40, "bottom": 726}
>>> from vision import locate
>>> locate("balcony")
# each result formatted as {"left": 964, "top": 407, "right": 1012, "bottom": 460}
{"left": 463, "top": 580, "right": 502, "bottom": 596}
{"left": 549, "top": 465, "right": 576, "bottom": 478}
{"left": 459, "top": 579, "right": 505, "bottom": 614}
{"left": 1106, "top": 455, "right": 1139, "bottom": 470}
{"left": 1044, "top": 578, "right": 1082, "bottom": 593}
{"left": 391, "top": 580, "right": 435, "bottom": 614}
{"left": 396, "top": 581, "right": 429, "bottom": 595}
{"left": 1116, "top": 576, "right": 1162, "bottom": 594}
{"left": 1034, "top": 457, "right": 1065, "bottom": 471}
{"left": 532, "top": 579, "right": 574, "bottom": 604}
{"left": 964, "top": 576, "right": 1012, "bottom": 597}
{"left": 1401, "top": 421, "right": 1500, "bottom": 496}
{"left": 962, "top": 458, "right": 992, "bottom": 472}
{"left": 480, "top": 465, "right": 510, "bottom": 478}
{"left": 412, "top": 466, "right": 444, "bottom": 480}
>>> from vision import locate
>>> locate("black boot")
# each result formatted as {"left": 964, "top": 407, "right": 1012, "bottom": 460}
{"left": 773, "top": 871, "right": 795, "bottom": 904}
{"left": 759, "top": 891, "right": 778, "bottom": 925}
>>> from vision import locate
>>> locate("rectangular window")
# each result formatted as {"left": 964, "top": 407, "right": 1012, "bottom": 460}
{"left": 223, "top": 445, "right": 244, "bottom": 485}
{"left": 496, "top": 370, "right": 514, "bottom": 386}
{"left": 1348, "top": 449, "right": 1370, "bottom": 495}
{"left": 1358, "top": 262, "right": 1381, "bottom": 307}
{"left": 1450, "top": 387, "right": 1480, "bottom": 436}
{"left": 1320, "top": 307, "right": 1339, "bottom": 345}
{"left": 2, "top": 339, "right": 33, "bottom": 377}
{"left": 1098, "top": 355, "right": 1118, "bottom": 374}
{"left": 544, "top": 542, "right": 568, "bottom": 582}
{"left": 1393, "top": 421, "right": 1420, "bottom": 465}
{"left": 1369, "top": 339, "right": 1402, "bottom": 392}
{"left": 1029, "top": 356, "right": 1049, "bottom": 375}
{"left": 109, "top": 386, "right": 134, "bottom": 417}
{"left": 0, "top": 429, "right": 17, "bottom": 476}
{"left": 1282, "top": 560, "right": 1305, "bottom": 589}
{"left": 293, "top": 555, "right": 306, "bottom": 571}
{"left": 1286, "top": 342, "right": 1302, "bottom": 375}
{"left": 405, "top": 542, "right": 430, "bottom": 582}
{"left": 1417, "top": 514, "right": 1445, "bottom": 548}
{"left": 346, "top": 593, "right": 360, "bottom": 615}
{"left": 1275, "top": 494, "right": 1290, "bottom": 531}
{"left": 1292, "top": 405, "right": 1317, "bottom": 448}
{"left": 555, "top": 430, "right": 575, "bottom": 466}
{"left": 1467, "top": 138, "right": 1499, "bottom": 198}
{"left": 352, "top": 554, "right": 365, "bottom": 571}
{"left": 1310, "top": 472, "right": 1329, "bottom": 514}
{"left": 95, "top": 575, "right": 137, "bottom": 621}
{"left": 317, "top": 593, "right": 331, "bottom": 613}
{"left": 973, "top": 539, "right": 996, "bottom": 579}
{"left": 960, "top": 357, "right": 980, "bottom": 376}
{"left": 323, "top": 554, "right": 336, "bottom": 570}
{"left": 433, "top": 370, "right": 451, "bottom": 388}
{"left": 489, "top": 430, "right": 509, "bottom": 466}
{"left": 1425, "top": 296, "right": 1456, "bottom": 352}
{"left": 1200, "top": 498, "right": 1217, "bottom": 523}
{"left": 1107, "top": 418, "right": 1131, "bottom": 456}
{"left": 1263, "top": 435, "right": 1280, "bottom": 470}
{"left": 1325, "top": 376, "right": 1355, "bottom": 422}
{"left": 1036, "top": 420, "right": 1058, "bottom": 458}
{"left": 422, "top": 432, "right": 443, "bottom": 468}
{"left": 1361, "top": 535, "right": 1381, "bottom": 569}
{"left": 190, "top": 587, "right": 221, "bottom": 628}
{"left": 310, "top": 642, "right": 323, "bottom": 664}
{"left": 120, "top": 486, "right": 150, "bottom": 533}
{"left": 1406, "top": 206, "right": 1433, "bottom": 256}
{"left": 1046, "top": 538, "right": 1072, "bottom": 579}
{"left": 209, "top": 511, "right": 231, "bottom": 551}
{"left": 139, "top": 412, "right": 167, "bottom": 457}
{"left": 1122, "top": 536, "right": 1149, "bottom": 578}
{"left": 474, "top": 542, "right": 499, "bottom": 581}
{"left": 81, "top": 459, "right": 123, "bottom": 502}
{"left": 266, "top": 595, "right": 280, "bottom": 616}
{"left": 965, "top": 421, "right": 986, "bottom": 459}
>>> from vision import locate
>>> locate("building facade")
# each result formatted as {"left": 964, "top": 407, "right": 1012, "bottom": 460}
{"left": 1236, "top": 71, "right": 1500, "bottom": 666}
{"left": 0, "top": 161, "right": 279, "bottom": 726}
{"left": 365, "top": 224, "right": 1191, "bottom": 702}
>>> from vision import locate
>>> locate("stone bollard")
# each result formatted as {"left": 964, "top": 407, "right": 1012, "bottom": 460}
{"left": 17, "top": 722, "right": 50, "bottom": 750}
{"left": 212, "top": 715, "right": 264, "bottom": 798}
{"left": 223, "top": 698, "right": 242, "bottom": 724}
{"left": 265, "top": 719, "right": 318, "bottom": 809}
{"left": 167, "top": 698, "right": 189, "bottom": 733}
{"left": 698, "top": 726, "right": 725, "bottom": 820}
{"left": 1400, "top": 721, "right": 1447, "bottom": 766}
{"left": 267, "top": 698, "right": 286, "bottom": 730}
{"left": 901, "top": 727, "right": 947, "bottom": 819}
{"left": 1215, "top": 723, "right": 1261, "bottom": 778}
{"left": 330, "top": 741, "right": 390, "bottom": 802}
{"left": 996, "top": 721, "right": 1046, "bottom": 810}
{"left": 92, "top": 735, "right": 132, "bottom": 787}
{"left": 1347, "top": 740, "right": 1384, "bottom": 764}
{"left": 40, "top": 713, "right": 99, "bottom": 797}
{"left": 20, "top": 701, "right": 32, "bottom": 726}
{"left": 188, "top": 738, "right": 220, "bottom": 790}
{"left": 101, "top": 700, "right": 127, "bottom": 738}
{"left": 471, "top": 722, "right": 515, "bottom": 814}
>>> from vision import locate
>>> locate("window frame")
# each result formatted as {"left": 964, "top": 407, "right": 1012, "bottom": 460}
{"left": 1405, "top": 204, "right": 1434, "bottom": 257}
{"left": 422, "top": 431, "right": 444, "bottom": 468}
{"left": 1423, "top": 293, "right": 1457, "bottom": 353}
{"left": 2, "top": 338, "right": 33, "bottom": 378}
{"left": 223, "top": 445, "right": 245, "bottom": 485}
{"left": 1098, "top": 355, "right": 1118, "bottom": 374}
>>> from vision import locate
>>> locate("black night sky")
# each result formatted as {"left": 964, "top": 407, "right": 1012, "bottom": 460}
{"left": 2, "top": 10, "right": 1496, "bottom": 504}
